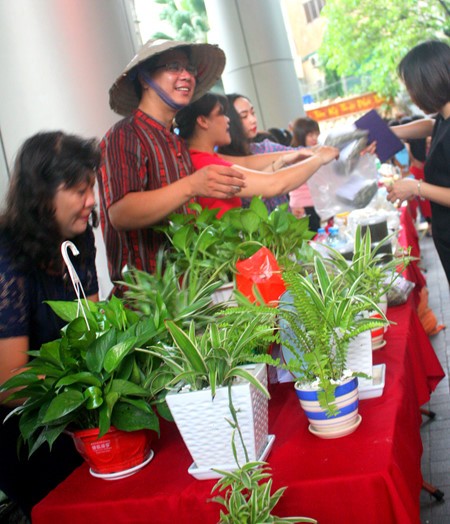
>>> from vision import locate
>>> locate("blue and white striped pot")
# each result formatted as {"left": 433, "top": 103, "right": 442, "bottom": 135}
{"left": 295, "top": 377, "right": 359, "bottom": 435}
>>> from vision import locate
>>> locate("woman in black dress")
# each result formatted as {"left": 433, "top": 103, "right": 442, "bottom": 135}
{"left": 387, "top": 40, "right": 450, "bottom": 284}
{"left": 0, "top": 131, "right": 100, "bottom": 517}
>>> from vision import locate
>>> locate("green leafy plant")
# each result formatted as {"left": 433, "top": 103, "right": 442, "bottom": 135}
{"left": 157, "top": 198, "right": 314, "bottom": 284}
{"left": 212, "top": 453, "right": 317, "bottom": 524}
{"left": 211, "top": 398, "right": 316, "bottom": 524}
{"left": 139, "top": 312, "right": 277, "bottom": 399}
{"left": 1, "top": 297, "right": 162, "bottom": 456}
{"left": 120, "top": 248, "right": 225, "bottom": 343}
{"left": 317, "top": 224, "right": 413, "bottom": 304}
{"left": 222, "top": 197, "right": 315, "bottom": 271}
{"left": 155, "top": 203, "right": 239, "bottom": 283}
{"left": 231, "top": 256, "right": 387, "bottom": 415}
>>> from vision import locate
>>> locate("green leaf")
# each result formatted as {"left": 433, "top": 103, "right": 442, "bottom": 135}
{"left": 0, "top": 372, "right": 41, "bottom": 391}
{"left": 56, "top": 372, "right": 102, "bottom": 388}
{"left": 249, "top": 196, "right": 269, "bottom": 220}
{"left": 103, "top": 338, "right": 137, "bottom": 373}
{"left": 165, "top": 321, "right": 208, "bottom": 374}
{"left": 111, "top": 401, "right": 160, "bottom": 434}
{"left": 45, "top": 300, "right": 84, "bottom": 323}
{"left": 109, "top": 379, "right": 150, "bottom": 397}
{"left": 83, "top": 386, "right": 103, "bottom": 409}
{"left": 85, "top": 329, "right": 117, "bottom": 373}
{"left": 239, "top": 210, "right": 261, "bottom": 235}
{"left": 41, "top": 390, "right": 86, "bottom": 423}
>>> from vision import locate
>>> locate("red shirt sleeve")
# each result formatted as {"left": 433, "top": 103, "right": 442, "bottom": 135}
{"left": 190, "top": 149, "right": 242, "bottom": 217}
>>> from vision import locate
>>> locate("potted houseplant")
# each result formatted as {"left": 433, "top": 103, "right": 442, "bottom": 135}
{"left": 0, "top": 296, "right": 163, "bottom": 478}
{"left": 119, "top": 248, "right": 227, "bottom": 339}
{"left": 317, "top": 224, "right": 412, "bottom": 307}
{"left": 234, "top": 255, "right": 387, "bottom": 438}
{"left": 138, "top": 311, "right": 278, "bottom": 478}
{"left": 156, "top": 197, "right": 314, "bottom": 304}
{"left": 316, "top": 224, "right": 413, "bottom": 351}
{"left": 211, "top": 436, "right": 317, "bottom": 524}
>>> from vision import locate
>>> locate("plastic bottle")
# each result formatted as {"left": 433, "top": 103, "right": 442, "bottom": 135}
{"left": 315, "top": 227, "right": 328, "bottom": 244}
{"left": 326, "top": 227, "right": 342, "bottom": 248}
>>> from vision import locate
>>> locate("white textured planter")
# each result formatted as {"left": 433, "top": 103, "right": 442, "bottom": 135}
{"left": 166, "top": 363, "right": 268, "bottom": 470}
{"left": 346, "top": 330, "right": 373, "bottom": 388}
{"left": 210, "top": 282, "right": 235, "bottom": 306}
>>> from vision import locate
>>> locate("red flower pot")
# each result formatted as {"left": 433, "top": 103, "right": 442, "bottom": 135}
{"left": 71, "top": 426, "right": 152, "bottom": 475}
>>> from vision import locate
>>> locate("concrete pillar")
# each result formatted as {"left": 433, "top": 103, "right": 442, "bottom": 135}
{"left": 0, "top": 0, "right": 138, "bottom": 297}
{"left": 204, "top": 0, "right": 305, "bottom": 131}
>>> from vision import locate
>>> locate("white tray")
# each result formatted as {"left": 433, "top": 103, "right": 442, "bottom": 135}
{"left": 89, "top": 450, "right": 154, "bottom": 480}
{"left": 188, "top": 434, "right": 276, "bottom": 480}
{"left": 359, "top": 364, "right": 386, "bottom": 400}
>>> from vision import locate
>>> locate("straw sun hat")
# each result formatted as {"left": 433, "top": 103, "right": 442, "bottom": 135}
{"left": 109, "top": 39, "right": 226, "bottom": 117}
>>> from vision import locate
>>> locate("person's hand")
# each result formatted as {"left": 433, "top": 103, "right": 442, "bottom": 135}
{"left": 360, "top": 141, "right": 377, "bottom": 156}
{"left": 386, "top": 178, "right": 418, "bottom": 206}
{"left": 291, "top": 206, "right": 306, "bottom": 219}
{"left": 190, "top": 164, "right": 246, "bottom": 198}
{"left": 315, "top": 145, "right": 340, "bottom": 164}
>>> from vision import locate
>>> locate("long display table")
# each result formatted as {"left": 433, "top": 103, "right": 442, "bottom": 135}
{"left": 32, "top": 298, "right": 444, "bottom": 524}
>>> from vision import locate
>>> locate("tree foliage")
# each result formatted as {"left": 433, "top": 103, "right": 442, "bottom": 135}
{"left": 319, "top": 0, "right": 450, "bottom": 100}
{"left": 153, "top": 0, "right": 209, "bottom": 42}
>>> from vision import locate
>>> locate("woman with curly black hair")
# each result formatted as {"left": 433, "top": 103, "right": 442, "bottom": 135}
{"left": 0, "top": 131, "right": 100, "bottom": 517}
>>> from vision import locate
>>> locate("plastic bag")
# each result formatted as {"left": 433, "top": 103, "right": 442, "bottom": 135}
{"left": 235, "top": 247, "right": 286, "bottom": 306}
{"left": 307, "top": 126, "right": 379, "bottom": 220}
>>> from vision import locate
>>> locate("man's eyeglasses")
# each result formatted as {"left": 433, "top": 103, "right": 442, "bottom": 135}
{"left": 153, "top": 61, "right": 198, "bottom": 77}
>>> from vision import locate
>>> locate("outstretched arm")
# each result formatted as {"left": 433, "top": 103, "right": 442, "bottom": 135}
{"left": 231, "top": 146, "right": 339, "bottom": 198}
{"left": 220, "top": 148, "right": 312, "bottom": 171}
{"left": 387, "top": 178, "right": 450, "bottom": 208}
{"left": 391, "top": 118, "right": 435, "bottom": 140}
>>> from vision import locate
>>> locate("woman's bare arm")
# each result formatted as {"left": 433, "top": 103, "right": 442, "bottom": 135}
{"left": 231, "top": 146, "right": 339, "bottom": 198}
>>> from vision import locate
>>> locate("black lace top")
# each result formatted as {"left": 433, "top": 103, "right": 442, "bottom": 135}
{"left": 0, "top": 227, "right": 98, "bottom": 350}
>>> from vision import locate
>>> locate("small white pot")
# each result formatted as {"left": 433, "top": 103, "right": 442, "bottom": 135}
{"left": 166, "top": 363, "right": 269, "bottom": 470}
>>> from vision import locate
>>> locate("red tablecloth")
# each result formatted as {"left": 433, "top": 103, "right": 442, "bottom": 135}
{"left": 32, "top": 300, "right": 445, "bottom": 524}
{"left": 398, "top": 205, "right": 426, "bottom": 302}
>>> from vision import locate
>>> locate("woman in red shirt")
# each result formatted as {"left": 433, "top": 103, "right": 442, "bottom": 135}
{"left": 175, "top": 93, "right": 338, "bottom": 217}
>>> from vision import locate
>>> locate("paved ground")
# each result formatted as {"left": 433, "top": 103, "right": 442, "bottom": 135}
{"left": 419, "top": 235, "right": 450, "bottom": 523}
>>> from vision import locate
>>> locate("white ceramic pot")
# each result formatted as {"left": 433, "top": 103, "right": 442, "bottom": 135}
{"left": 166, "top": 363, "right": 269, "bottom": 471}
{"left": 346, "top": 330, "right": 372, "bottom": 388}
{"left": 210, "top": 282, "right": 235, "bottom": 305}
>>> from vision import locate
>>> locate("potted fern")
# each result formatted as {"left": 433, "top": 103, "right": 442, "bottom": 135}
{"left": 234, "top": 256, "right": 387, "bottom": 438}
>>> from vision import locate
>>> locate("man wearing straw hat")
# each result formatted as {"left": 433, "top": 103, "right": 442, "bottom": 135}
{"left": 98, "top": 39, "right": 246, "bottom": 284}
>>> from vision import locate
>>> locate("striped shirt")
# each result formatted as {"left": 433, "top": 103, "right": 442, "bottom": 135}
{"left": 98, "top": 109, "right": 194, "bottom": 283}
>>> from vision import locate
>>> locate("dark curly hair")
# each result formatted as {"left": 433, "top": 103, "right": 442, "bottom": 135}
{"left": 398, "top": 40, "right": 450, "bottom": 115}
{"left": 0, "top": 131, "right": 100, "bottom": 272}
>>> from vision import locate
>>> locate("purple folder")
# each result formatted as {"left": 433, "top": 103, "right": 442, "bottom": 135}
{"left": 354, "top": 109, "right": 405, "bottom": 163}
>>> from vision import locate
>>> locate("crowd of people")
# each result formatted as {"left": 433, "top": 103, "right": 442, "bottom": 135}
{"left": 0, "top": 34, "right": 449, "bottom": 517}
